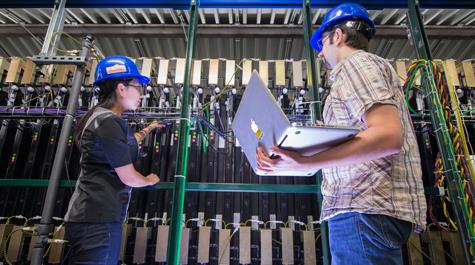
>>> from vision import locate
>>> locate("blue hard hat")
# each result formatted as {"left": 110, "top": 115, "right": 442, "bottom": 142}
{"left": 310, "top": 3, "right": 375, "bottom": 52}
{"left": 93, "top": 55, "right": 150, "bottom": 87}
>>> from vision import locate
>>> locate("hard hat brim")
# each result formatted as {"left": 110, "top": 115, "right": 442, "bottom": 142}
{"left": 93, "top": 73, "right": 150, "bottom": 87}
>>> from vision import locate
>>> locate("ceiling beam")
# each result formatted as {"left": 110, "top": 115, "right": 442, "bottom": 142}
{"left": 0, "top": 24, "right": 474, "bottom": 39}
{"left": 1, "top": 0, "right": 475, "bottom": 9}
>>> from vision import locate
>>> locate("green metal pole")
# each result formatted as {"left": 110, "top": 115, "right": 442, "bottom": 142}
{"left": 0, "top": 179, "right": 441, "bottom": 195}
{"left": 406, "top": 0, "right": 432, "bottom": 60}
{"left": 407, "top": 0, "right": 474, "bottom": 263}
{"left": 302, "top": 1, "right": 330, "bottom": 265}
{"left": 166, "top": 0, "right": 199, "bottom": 264}
{"left": 302, "top": 1, "right": 322, "bottom": 121}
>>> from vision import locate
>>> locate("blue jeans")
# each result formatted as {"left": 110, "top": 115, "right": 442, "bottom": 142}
{"left": 328, "top": 212, "right": 412, "bottom": 265}
{"left": 65, "top": 222, "right": 122, "bottom": 265}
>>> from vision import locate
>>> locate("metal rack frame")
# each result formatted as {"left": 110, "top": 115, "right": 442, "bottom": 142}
{"left": 406, "top": 0, "right": 475, "bottom": 263}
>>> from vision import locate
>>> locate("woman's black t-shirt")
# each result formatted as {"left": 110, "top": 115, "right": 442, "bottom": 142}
{"left": 65, "top": 107, "right": 138, "bottom": 223}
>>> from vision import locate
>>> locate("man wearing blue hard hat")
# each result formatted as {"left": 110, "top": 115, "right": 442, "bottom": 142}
{"left": 257, "top": 3, "right": 426, "bottom": 265}
{"left": 64, "top": 56, "right": 162, "bottom": 264}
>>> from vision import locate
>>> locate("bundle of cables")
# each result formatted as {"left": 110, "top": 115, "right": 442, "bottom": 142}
{"left": 404, "top": 60, "right": 475, "bottom": 233}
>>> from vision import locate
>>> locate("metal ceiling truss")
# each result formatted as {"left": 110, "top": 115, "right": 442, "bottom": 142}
{"left": 1, "top": 0, "right": 475, "bottom": 9}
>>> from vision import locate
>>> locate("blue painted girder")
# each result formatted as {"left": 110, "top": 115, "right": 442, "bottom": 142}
{"left": 0, "top": 0, "right": 473, "bottom": 9}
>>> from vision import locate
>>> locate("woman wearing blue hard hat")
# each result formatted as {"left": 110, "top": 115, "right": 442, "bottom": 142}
{"left": 257, "top": 3, "right": 426, "bottom": 265}
{"left": 64, "top": 56, "right": 162, "bottom": 264}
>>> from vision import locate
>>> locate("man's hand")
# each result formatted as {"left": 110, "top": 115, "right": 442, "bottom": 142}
{"left": 256, "top": 145, "right": 308, "bottom": 173}
{"left": 255, "top": 104, "right": 403, "bottom": 173}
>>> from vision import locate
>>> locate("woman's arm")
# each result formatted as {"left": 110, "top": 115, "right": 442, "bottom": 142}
{"left": 134, "top": 121, "right": 165, "bottom": 142}
{"left": 114, "top": 164, "right": 160, "bottom": 188}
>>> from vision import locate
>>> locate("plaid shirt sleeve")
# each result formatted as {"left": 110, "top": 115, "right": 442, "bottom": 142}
{"left": 338, "top": 58, "right": 399, "bottom": 122}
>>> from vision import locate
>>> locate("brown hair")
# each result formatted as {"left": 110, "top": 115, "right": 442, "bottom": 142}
{"left": 327, "top": 25, "right": 370, "bottom": 51}
{"left": 75, "top": 77, "right": 134, "bottom": 145}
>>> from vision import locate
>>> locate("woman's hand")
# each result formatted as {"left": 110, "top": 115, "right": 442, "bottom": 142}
{"left": 135, "top": 121, "right": 166, "bottom": 142}
{"left": 115, "top": 164, "right": 160, "bottom": 187}
{"left": 145, "top": 173, "right": 160, "bottom": 186}
{"left": 148, "top": 121, "right": 165, "bottom": 130}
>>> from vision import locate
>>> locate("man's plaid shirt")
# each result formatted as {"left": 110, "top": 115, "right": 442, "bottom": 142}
{"left": 320, "top": 50, "right": 427, "bottom": 230}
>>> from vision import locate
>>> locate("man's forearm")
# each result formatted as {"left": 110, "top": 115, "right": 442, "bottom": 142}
{"left": 301, "top": 127, "right": 402, "bottom": 170}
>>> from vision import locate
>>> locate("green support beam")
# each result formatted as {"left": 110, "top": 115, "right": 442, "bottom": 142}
{"left": 183, "top": 183, "right": 319, "bottom": 193}
{"left": 166, "top": 0, "right": 199, "bottom": 263}
{"left": 0, "top": 179, "right": 441, "bottom": 195}
{"left": 302, "top": 1, "right": 330, "bottom": 265}
{"left": 407, "top": 0, "right": 474, "bottom": 263}
{"left": 407, "top": 0, "right": 433, "bottom": 60}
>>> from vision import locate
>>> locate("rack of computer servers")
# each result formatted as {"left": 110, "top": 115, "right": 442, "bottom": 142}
{"left": 0, "top": 0, "right": 475, "bottom": 264}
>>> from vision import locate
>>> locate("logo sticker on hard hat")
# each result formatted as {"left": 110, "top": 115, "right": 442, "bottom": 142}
{"left": 106, "top": 64, "right": 127, "bottom": 74}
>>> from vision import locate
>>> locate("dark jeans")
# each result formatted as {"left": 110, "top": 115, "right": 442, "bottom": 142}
{"left": 65, "top": 222, "right": 122, "bottom": 265}
{"left": 328, "top": 212, "right": 412, "bottom": 265}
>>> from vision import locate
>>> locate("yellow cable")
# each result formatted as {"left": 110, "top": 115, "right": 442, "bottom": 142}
{"left": 283, "top": 220, "right": 289, "bottom": 228}
{"left": 443, "top": 61, "right": 475, "bottom": 185}
{"left": 2, "top": 228, "right": 25, "bottom": 265}
{"left": 419, "top": 228, "right": 458, "bottom": 264}
{"left": 43, "top": 243, "right": 52, "bottom": 258}
{"left": 408, "top": 240, "right": 438, "bottom": 265}
{"left": 16, "top": 89, "right": 54, "bottom": 108}
{"left": 224, "top": 222, "right": 239, "bottom": 229}
{"left": 5, "top": 216, "right": 27, "bottom": 225}
{"left": 185, "top": 219, "right": 193, "bottom": 227}
{"left": 126, "top": 217, "right": 144, "bottom": 222}
{"left": 437, "top": 157, "right": 458, "bottom": 230}
{"left": 427, "top": 61, "right": 475, "bottom": 233}
{"left": 315, "top": 233, "right": 321, "bottom": 242}
{"left": 44, "top": 225, "right": 69, "bottom": 259}
{"left": 440, "top": 61, "right": 475, "bottom": 231}
{"left": 60, "top": 31, "right": 82, "bottom": 45}
{"left": 264, "top": 221, "right": 270, "bottom": 229}
{"left": 50, "top": 31, "right": 102, "bottom": 60}
{"left": 217, "top": 226, "right": 239, "bottom": 264}
{"left": 50, "top": 31, "right": 81, "bottom": 55}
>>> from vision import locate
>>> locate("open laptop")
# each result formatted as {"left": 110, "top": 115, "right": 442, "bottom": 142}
{"left": 232, "top": 70, "right": 359, "bottom": 176}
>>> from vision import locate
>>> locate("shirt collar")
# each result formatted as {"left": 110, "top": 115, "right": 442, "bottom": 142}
{"left": 329, "top": 49, "right": 364, "bottom": 80}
